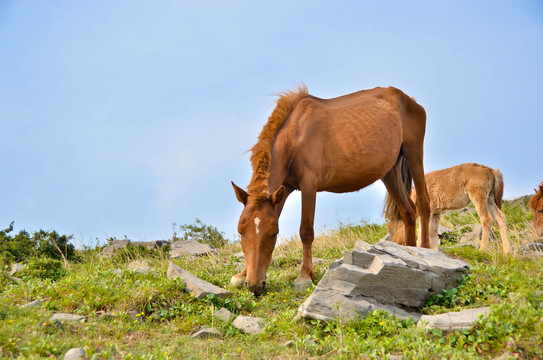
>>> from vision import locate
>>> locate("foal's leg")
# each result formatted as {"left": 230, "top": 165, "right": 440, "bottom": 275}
{"left": 429, "top": 212, "right": 441, "bottom": 250}
{"left": 469, "top": 192, "right": 494, "bottom": 251}
{"left": 488, "top": 200, "right": 510, "bottom": 254}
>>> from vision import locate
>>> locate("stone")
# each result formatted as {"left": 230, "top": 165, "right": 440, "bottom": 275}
{"left": 20, "top": 299, "right": 45, "bottom": 308}
{"left": 167, "top": 261, "right": 232, "bottom": 299}
{"left": 297, "top": 239, "right": 469, "bottom": 322}
{"left": 191, "top": 326, "right": 223, "bottom": 339}
{"left": 100, "top": 239, "right": 168, "bottom": 257}
{"left": 64, "top": 347, "right": 86, "bottom": 360}
{"left": 233, "top": 252, "right": 244, "bottom": 260}
{"left": 213, "top": 308, "right": 235, "bottom": 322}
{"left": 170, "top": 239, "right": 218, "bottom": 259}
{"left": 9, "top": 263, "right": 24, "bottom": 276}
{"left": 418, "top": 307, "right": 490, "bottom": 333}
{"left": 50, "top": 313, "right": 86, "bottom": 323}
{"left": 438, "top": 225, "right": 454, "bottom": 236}
{"left": 520, "top": 242, "right": 543, "bottom": 254}
{"left": 233, "top": 315, "right": 265, "bottom": 334}
{"left": 127, "top": 260, "right": 153, "bottom": 274}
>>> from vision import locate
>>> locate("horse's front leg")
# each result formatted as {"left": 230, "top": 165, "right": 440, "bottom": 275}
{"left": 230, "top": 267, "right": 246, "bottom": 288}
{"left": 295, "top": 187, "right": 317, "bottom": 291}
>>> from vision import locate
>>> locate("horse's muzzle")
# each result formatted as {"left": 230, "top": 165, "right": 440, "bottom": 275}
{"left": 246, "top": 281, "right": 267, "bottom": 297}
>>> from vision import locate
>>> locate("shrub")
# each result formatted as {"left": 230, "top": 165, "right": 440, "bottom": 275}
{"left": 177, "top": 218, "right": 228, "bottom": 248}
{"left": 19, "top": 258, "right": 67, "bottom": 281}
{"left": 0, "top": 222, "right": 77, "bottom": 265}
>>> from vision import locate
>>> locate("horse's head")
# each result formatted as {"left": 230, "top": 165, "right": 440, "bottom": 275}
{"left": 231, "top": 182, "right": 287, "bottom": 296}
{"left": 530, "top": 183, "right": 543, "bottom": 237}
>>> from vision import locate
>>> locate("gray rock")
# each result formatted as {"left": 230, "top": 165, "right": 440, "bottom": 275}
{"left": 101, "top": 239, "right": 168, "bottom": 257}
{"left": 170, "top": 239, "right": 217, "bottom": 259}
{"left": 297, "top": 239, "right": 468, "bottom": 322}
{"left": 438, "top": 225, "right": 454, "bottom": 236}
{"left": 233, "top": 315, "right": 265, "bottom": 334}
{"left": 20, "top": 299, "right": 45, "bottom": 308}
{"left": 167, "top": 261, "right": 232, "bottom": 299}
{"left": 9, "top": 263, "right": 24, "bottom": 276}
{"left": 127, "top": 260, "right": 153, "bottom": 274}
{"left": 520, "top": 242, "right": 543, "bottom": 253}
{"left": 50, "top": 313, "right": 86, "bottom": 323}
{"left": 233, "top": 252, "right": 244, "bottom": 260}
{"left": 191, "top": 326, "right": 223, "bottom": 339}
{"left": 64, "top": 347, "right": 86, "bottom": 360}
{"left": 213, "top": 308, "right": 235, "bottom": 322}
{"left": 418, "top": 307, "right": 490, "bottom": 333}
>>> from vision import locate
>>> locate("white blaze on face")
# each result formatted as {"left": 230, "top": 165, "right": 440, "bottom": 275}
{"left": 254, "top": 217, "right": 261, "bottom": 235}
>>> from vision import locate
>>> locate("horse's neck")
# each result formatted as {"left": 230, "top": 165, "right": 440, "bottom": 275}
{"left": 268, "top": 151, "right": 289, "bottom": 193}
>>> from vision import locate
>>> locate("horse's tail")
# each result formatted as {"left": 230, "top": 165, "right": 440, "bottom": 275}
{"left": 491, "top": 168, "right": 504, "bottom": 209}
{"left": 383, "top": 150, "right": 413, "bottom": 222}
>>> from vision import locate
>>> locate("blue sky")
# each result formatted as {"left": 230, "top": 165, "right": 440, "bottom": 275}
{"left": 1, "top": 1, "right": 542, "bottom": 246}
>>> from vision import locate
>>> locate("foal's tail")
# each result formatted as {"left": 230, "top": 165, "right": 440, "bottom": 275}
{"left": 491, "top": 168, "right": 504, "bottom": 209}
{"left": 383, "top": 151, "right": 412, "bottom": 222}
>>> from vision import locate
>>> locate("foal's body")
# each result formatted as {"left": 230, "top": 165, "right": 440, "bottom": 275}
{"left": 529, "top": 182, "right": 543, "bottom": 237}
{"left": 412, "top": 163, "right": 510, "bottom": 253}
{"left": 232, "top": 86, "right": 431, "bottom": 296}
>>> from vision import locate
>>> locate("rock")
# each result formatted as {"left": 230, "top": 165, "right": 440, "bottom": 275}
{"left": 10, "top": 277, "right": 22, "bottom": 283}
{"left": 520, "top": 242, "right": 543, "bottom": 254}
{"left": 64, "top": 347, "right": 86, "bottom": 360}
{"left": 296, "top": 258, "right": 327, "bottom": 265}
{"left": 167, "top": 261, "right": 232, "bottom": 299}
{"left": 233, "top": 315, "right": 265, "bottom": 334}
{"left": 127, "top": 260, "right": 153, "bottom": 274}
{"left": 170, "top": 239, "right": 218, "bottom": 259}
{"left": 233, "top": 252, "right": 244, "bottom": 260}
{"left": 297, "top": 239, "right": 469, "bottom": 322}
{"left": 191, "top": 326, "right": 223, "bottom": 339}
{"left": 213, "top": 308, "right": 235, "bottom": 322}
{"left": 101, "top": 239, "right": 168, "bottom": 257}
{"left": 9, "top": 263, "right": 24, "bottom": 276}
{"left": 294, "top": 279, "right": 313, "bottom": 292}
{"left": 50, "top": 313, "right": 86, "bottom": 323}
{"left": 438, "top": 225, "right": 454, "bottom": 236}
{"left": 20, "top": 299, "right": 45, "bottom": 308}
{"left": 418, "top": 307, "right": 490, "bottom": 333}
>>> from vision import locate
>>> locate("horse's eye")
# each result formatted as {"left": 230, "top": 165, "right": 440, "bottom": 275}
{"left": 539, "top": 209, "right": 543, "bottom": 214}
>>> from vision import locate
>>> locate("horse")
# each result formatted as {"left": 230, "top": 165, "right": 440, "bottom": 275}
{"left": 529, "top": 182, "right": 543, "bottom": 237}
{"left": 231, "top": 85, "right": 431, "bottom": 296}
{"left": 409, "top": 163, "right": 510, "bottom": 253}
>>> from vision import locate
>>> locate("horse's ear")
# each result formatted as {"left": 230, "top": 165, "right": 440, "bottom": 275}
{"left": 232, "top": 182, "right": 248, "bottom": 205}
{"left": 271, "top": 185, "right": 287, "bottom": 206}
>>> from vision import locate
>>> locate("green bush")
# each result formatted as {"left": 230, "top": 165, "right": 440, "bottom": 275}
{"left": 0, "top": 222, "right": 77, "bottom": 265}
{"left": 19, "top": 258, "right": 67, "bottom": 281}
{"left": 177, "top": 218, "right": 228, "bottom": 248}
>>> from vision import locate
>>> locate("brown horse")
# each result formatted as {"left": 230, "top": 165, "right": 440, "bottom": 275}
{"left": 231, "top": 85, "right": 431, "bottom": 296}
{"left": 530, "top": 182, "right": 543, "bottom": 237}
{"left": 410, "top": 163, "right": 510, "bottom": 253}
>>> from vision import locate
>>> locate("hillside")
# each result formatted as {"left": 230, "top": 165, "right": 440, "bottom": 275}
{"left": 1, "top": 198, "right": 542, "bottom": 359}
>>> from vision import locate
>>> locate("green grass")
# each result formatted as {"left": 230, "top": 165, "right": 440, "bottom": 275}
{"left": 1, "top": 201, "right": 542, "bottom": 359}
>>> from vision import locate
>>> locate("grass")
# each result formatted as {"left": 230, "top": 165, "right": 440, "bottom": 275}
{"left": 1, "top": 200, "right": 542, "bottom": 359}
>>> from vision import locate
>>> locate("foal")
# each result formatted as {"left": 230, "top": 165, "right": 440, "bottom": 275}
{"left": 411, "top": 163, "right": 510, "bottom": 253}
{"left": 529, "top": 182, "right": 543, "bottom": 237}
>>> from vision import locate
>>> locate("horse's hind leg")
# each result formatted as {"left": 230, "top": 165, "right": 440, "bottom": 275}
{"left": 382, "top": 165, "right": 417, "bottom": 246}
{"left": 469, "top": 191, "right": 493, "bottom": 251}
{"left": 488, "top": 199, "right": 510, "bottom": 254}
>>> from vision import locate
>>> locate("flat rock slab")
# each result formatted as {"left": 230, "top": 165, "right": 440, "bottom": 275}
{"left": 418, "top": 307, "right": 490, "bottom": 333}
{"left": 297, "top": 239, "right": 469, "bottom": 322}
{"left": 191, "top": 326, "right": 223, "bottom": 339}
{"left": 50, "top": 313, "right": 86, "bottom": 322}
{"left": 127, "top": 260, "right": 153, "bottom": 274}
{"left": 233, "top": 315, "right": 265, "bottom": 334}
{"left": 214, "top": 308, "right": 235, "bottom": 322}
{"left": 20, "top": 299, "right": 45, "bottom": 308}
{"left": 64, "top": 348, "right": 86, "bottom": 360}
{"left": 101, "top": 240, "right": 168, "bottom": 257}
{"left": 170, "top": 239, "right": 218, "bottom": 259}
{"left": 167, "top": 261, "right": 232, "bottom": 299}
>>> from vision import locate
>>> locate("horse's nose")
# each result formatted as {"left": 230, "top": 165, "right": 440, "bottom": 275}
{"left": 246, "top": 281, "right": 267, "bottom": 297}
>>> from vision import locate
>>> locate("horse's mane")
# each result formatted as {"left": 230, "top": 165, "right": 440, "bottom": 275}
{"left": 529, "top": 181, "right": 543, "bottom": 211}
{"left": 247, "top": 84, "right": 308, "bottom": 203}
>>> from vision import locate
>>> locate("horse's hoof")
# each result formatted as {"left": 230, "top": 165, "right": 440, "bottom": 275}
{"left": 294, "top": 279, "right": 313, "bottom": 291}
{"left": 230, "top": 275, "right": 245, "bottom": 288}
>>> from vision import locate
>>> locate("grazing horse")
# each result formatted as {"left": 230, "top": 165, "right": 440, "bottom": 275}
{"left": 410, "top": 163, "right": 510, "bottom": 253}
{"left": 529, "top": 182, "right": 543, "bottom": 237}
{"left": 231, "top": 85, "right": 431, "bottom": 296}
